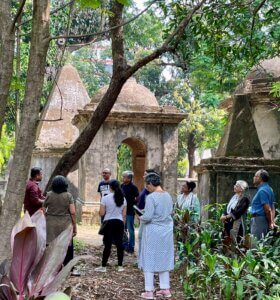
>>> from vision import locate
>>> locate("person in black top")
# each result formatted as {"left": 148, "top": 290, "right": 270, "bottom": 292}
{"left": 97, "top": 168, "right": 112, "bottom": 223}
{"left": 220, "top": 180, "right": 250, "bottom": 251}
{"left": 97, "top": 168, "right": 112, "bottom": 199}
{"left": 121, "top": 170, "right": 139, "bottom": 253}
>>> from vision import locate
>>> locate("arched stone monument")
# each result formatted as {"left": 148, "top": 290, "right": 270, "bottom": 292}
{"left": 73, "top": 77, "right": 187, "bottom": 223}
{"left": 32, "top": 66, "right": 186, "bottom": 223}
{"left": 196, "top": 57, "right": 280, "bottom": 215}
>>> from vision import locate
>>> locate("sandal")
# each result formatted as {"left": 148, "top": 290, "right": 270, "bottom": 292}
{"left": 156, "top": 289, "right": 172, "bottom": 298}
{"left": 140, "top": 291, "right": 154, "bottom": 299}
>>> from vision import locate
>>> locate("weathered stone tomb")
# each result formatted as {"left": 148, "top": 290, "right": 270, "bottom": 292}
{"left": 196, "top": 57, "right": 280, "bottom": 214}
{"left": 32, "top": 65, "right": 186, "bottom": 223}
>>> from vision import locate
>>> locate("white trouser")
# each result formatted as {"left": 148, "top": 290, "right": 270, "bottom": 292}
{"left": 144, "top": 271, "right": 170, "bottom": 291}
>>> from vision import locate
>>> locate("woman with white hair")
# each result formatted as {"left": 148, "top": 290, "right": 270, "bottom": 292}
{"left": 220, "top": 180, "right": 250, "bottom": 248}
{"left": 138, "top": 172, "right": 174, "bottom": 299}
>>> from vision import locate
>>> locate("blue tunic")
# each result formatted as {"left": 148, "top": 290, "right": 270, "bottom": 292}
{"left": 251, "top": 183, "right": 275, "bottom": 216}
{"left": 138, "top": 191, "right": 174, "bottom": 272}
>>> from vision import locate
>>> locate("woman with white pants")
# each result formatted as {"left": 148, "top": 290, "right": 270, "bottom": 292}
{"left": 138, "top": 172, "right": 174, "bottom": 299}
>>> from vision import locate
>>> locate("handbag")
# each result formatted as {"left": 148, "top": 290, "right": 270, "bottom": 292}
{"left": 98, "top": 220, "right": 109, "bottom": 235}
{"left": 98, "top": 204, "right": 117, "bottom": 235}
{"left": 122, "top": 229, "right": 129, "bottom": 249}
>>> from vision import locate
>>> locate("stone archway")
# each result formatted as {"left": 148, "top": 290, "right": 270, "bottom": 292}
{"left": 121, "top": 137, "right": 147, "bottom": 191}
{"left": 73, "top": 76, "right": 187, "bottom": 223}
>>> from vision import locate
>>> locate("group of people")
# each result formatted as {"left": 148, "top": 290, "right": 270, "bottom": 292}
{"left": 221, "top": 169, "right": 276, "bottom": 249}
{"left": 23, "top": 166, "right": 276, "bottom": 299}
{"left": 95, "top": 168, "right": 174, "bottom": 299}
{"left": 97, "top": 168, "right": 139, "bottom": 254}
{"left": 24, "top": 167, "right": 77, "bottom": 266}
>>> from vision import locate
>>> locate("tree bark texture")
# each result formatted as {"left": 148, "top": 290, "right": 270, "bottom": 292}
{"left": 45, "top": 0, "right": 206, "bottom": 192}
{"left": 187, "top": 132, "right": 196, "bottom": 178}
{"left": 0, "top": 0, "right": 50, "bottom": 261}
{"left": 0, "top": 0, "right": 15, "bottom": 137}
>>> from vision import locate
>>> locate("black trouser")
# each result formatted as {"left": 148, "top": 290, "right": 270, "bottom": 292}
{"left": 47, "top": 239, "right": 74, "bottom": 267}
{"left": 102, "top": 219, "right": 124, "bottom": 267}
{"left": 64, "top": 239, "right": 74, "bottom": 266}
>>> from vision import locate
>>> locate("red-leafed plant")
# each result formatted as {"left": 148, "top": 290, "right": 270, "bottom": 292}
{"left": 0, "top": 211, "right": 90, "bottom": 300}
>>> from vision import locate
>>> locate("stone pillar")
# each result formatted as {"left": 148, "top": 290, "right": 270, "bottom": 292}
{"left": 161, "top": 124, "right": 178, "bottom": 200}
{"left": 133, "top": 156, "right": 146, "bottom": 191}
{"left": 79, "top": 147, "right": 103, "bottom": 225}
{"left": 145, "top": 124, "right": 162, "bottom": 175}
{"left": 196, "top": 170, "right": 212, "bottom": 219}
{"left": 102, "top": 124, "right": 118, "bottom": 180}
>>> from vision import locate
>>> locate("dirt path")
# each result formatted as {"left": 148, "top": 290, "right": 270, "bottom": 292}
{"left": 75, "top": 225, "right": 103, "bottom": 247}
{"left": 64, "top": 226, "right": 185, "bottom": 300}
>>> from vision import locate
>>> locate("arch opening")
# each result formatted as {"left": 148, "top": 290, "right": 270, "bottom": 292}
{"left": 117, "top": 137, "right": 147, "bottom": 191}
{"left": 117, "top": 144, "right": 132, "bottom": 180}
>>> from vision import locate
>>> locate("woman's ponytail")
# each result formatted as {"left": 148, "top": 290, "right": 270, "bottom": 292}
{"left": 109, "top": 180, "right": 124, "bottom": 207}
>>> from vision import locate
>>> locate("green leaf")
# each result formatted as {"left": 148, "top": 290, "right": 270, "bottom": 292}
{"left": 218, "top": 254, "right": 231, "bottom": 266}
{"left": 77, "top": 0, "right": 101, "bottom": 9}
{"left": 236, "top": 280, "right": 243, "bottom": 300}
{"left": 186, "top": 267, "right": 197, "bottom": 276}
{"left": 204, "top": 252, "right": 217, "bottom": 274}
{"left": 245, "top": 274, "right": 264, "bottom": 287}
{"left": 223, "top": 280, "right": 231, "bottom": 300}
{"left": 0, "top": 124, "right": 15, "bottom": 174}
{"left": 270, "top": 82, "right": 280, "bottom": 97}
{"left": 117, "top": 0, "right": 130, "bottom": 5}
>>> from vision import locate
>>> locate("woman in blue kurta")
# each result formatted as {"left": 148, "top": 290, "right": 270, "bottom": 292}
{"left": 138, "top": 173, "right": 174, "bottom": 299}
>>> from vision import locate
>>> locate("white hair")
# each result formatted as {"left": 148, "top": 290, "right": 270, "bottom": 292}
{"left": 236, "top": 180, "right": 248, "bottom": 191}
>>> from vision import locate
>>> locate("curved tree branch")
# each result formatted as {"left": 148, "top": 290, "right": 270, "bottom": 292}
{"left": 17, "top": 0, "right": 75, "bottom": 28}
{"left": 50, "top": 0, "right": 158, "bottom": 41}
{"left": 126, "top": 0, "right": 206, "bottom": 78}
{"left": 249, "top": 0, "right": 267, "bottom": 55}
{"left": 11, "top": 0, "right": 27, "bottom": 32}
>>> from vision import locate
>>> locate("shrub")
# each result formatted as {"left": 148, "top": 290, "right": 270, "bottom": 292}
{"left": 0, "top": 211, "right": 91, "bottom": 299}
{"left": 175, "top": 205, "right": 280, "bottom": 299}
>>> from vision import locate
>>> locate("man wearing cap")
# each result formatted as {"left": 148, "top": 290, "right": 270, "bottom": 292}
{"left": 251, "top": 169, "right": 276, "bottom": 240}
{"left": 121, "top": 170, "right": 139, "bottom": 253}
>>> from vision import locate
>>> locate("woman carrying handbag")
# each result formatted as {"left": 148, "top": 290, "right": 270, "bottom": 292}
{"left": 95, "top": 180, "right": 127, "bottom": 272}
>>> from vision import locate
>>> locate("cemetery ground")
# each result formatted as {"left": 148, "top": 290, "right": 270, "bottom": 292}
{"left": 66, "top": 225, "right": 185, "bottom": 300}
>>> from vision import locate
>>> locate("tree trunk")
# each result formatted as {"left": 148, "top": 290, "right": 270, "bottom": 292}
{"left": 187, "top": 132, "right": 196, "bottom": 178}
{"left": 0, "top": 0, "right": 50, "bottom": 261}
{"left": 0, "top": 0, "right": 15, "bottom": 137}
{"left": 15, "top": 16, "right": 22, "bottom": 138}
